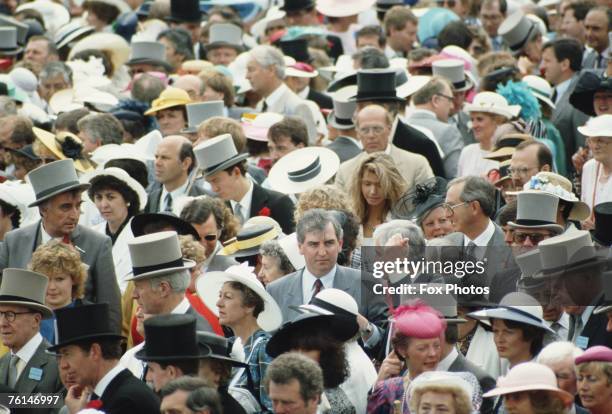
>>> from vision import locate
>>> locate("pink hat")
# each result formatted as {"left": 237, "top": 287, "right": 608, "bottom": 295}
{"left": 575, "top": 346, "right": 612, "bottom": 364}
{"left": 483, "top": 362, "right": 574, "bottom": 406}
{"left": 393, "top": 300, "right": 446, "bottom": 339}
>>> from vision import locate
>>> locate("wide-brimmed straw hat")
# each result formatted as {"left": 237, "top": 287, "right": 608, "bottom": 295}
{"left": 242, "top": 112, "right": 284, "bottom": 142}
{"left": 196, "top": 263, "right": 283, "bottom": 331}
{"left": 464, "top": 92, "right": 521, "bottom": 119}
{"left": 32, "top": 127, "right": 94, "bottom": 173}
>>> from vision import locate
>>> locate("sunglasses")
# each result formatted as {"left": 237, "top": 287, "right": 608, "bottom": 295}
{"left": 202, "top": 234, "right": 218, "bottom": 242}
{"left": 513, "top": 232, "right": 552, "bottom": 244}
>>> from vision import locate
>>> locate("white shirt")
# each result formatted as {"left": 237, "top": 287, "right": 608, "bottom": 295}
{"left": 160, "top": 179, "right": 189, "bottom": 213}
{"left": 13, "top": 332, "right": 43, "bottom": 379}
{"left": 229, "top": 179, "right": 254, "bottom": 222}
{"left": 437, "top": 347, "right": 458, "bottom": 372}
{"left": 546, "top": 312, "right": 570, "bottom": 341}
{"left": 581, "top": 159, "right": 612, "bottom": 211}
{"left": 554, "top": 77, "right": 572, "bottom": 104}
{"left": 297, "top": 86, "right": 310, "bottom": 100}
{"left": 40, "top": 223, "right": 66, "bottom": 244}
{"left": 463, "top": 219, "right": 496, "bottom": 247}
{"left": 302, "top": 265, "right": 337, "bottom": 304}
{"left": 457, "top": 143, "right": 499, "bottom": 178}
{"left": 93, "top": 363, "right": 125, "bottom": 398}
{"left": 263, "top": 83, "right": 289, "bottom": 111}
{"left": 171, "top": 297, "right": 191, "bottom": 315}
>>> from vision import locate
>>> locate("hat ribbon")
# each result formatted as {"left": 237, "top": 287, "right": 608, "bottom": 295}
{"left": 0, "top": 294, "right": 45, "bottom": 306}
{"left": 309, "top": 297, "right": 356, "bottom": 318}
{"left": 222, "top": 227, "right": 278, "bottom": 255}
{"left": 288, "top": 156, "right": 321, "bottom": 182}
{"left": 132, "top": 257, "right": 185, "bottom": 276}
{"left": 497, "top": 305, "right": 542, "bottom": 323}
{"left": 528, "top": 86, "right": 551, "bottom": 99}
{"left": 333, "top": 115, "right": 353, "bottom": 126}
{"left": 453, "top": 79, "right": 467, "bottom": 89}
{"left": 35, "top": 180, "right": 81, "bottom": 200}
{"left": 513, "top": 218, "right": 558, "bottom": 226}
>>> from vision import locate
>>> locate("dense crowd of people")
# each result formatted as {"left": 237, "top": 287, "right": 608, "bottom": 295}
{"left": 0, "top": 0, "right": 610, "bottom": 413}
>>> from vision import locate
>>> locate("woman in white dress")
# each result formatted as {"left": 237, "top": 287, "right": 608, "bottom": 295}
{"left": 458, "top": 92, "right": 521, "bottom": 177}
{"left": 87, "top": 167, "right": 147, "bottom": 293}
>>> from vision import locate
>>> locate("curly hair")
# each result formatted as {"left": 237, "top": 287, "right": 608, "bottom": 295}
{"left": 88, "top": 175, "right": 141, "bottom": 217}
{"left": 180, "top": 196, "right": 239, "bottom": 243}
{"left": 179, "top": 234, "right": 206, "bottom": 264}
{"left": 293, "top": 185, "right": 353, "bottom": 224}
{"left": 30, "top": 240, "right": 87, "bottom": 299}
{"left": 410, "top": 383, "right": 473, "bottom": 414}
{"left": 227, "top": 281, "right": 265, "bottom": 318}
{"left": 289, "top": 333, "right": 349, "bottom": 389}
{"left": 350, "top": 153, "right": 407, "bottom": 224}
{"left": 259, "top": 240, "right": 295, "bottom": 275}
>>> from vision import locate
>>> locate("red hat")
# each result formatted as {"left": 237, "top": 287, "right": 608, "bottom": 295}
{"left": 575, "top": 346, "right": 612, "bottom": 364}
{"left": 394, "top": 300, "right": 446, "bottom": 339}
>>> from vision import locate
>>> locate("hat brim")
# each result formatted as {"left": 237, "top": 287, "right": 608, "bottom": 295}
{"left": 221, "top": 245, "right": 261, "bottom": 258}
{"left": 327, "top": 113, "right": 354, "bottom": 130}
{"left": 267, "top": 148, "right": 340, "bottom": 195}
{"left": 507, "top": 221, "right": 564, "bottom": 234}
{"left": 126, "top": 58, "right": 172, "bottom": 72}
{"left": 28, "top": 182, "right": 90, "bottom": 207}
{"left": 196, "top": 270, "right": 283, "bottom": 332}
{"left": 135, "top": 344, "right": 211, "bottom": 362}
{"left": 0, "top": 299, "right": 53, "bottom": 319}
{"left": 125, "top": 258, "right": 196, "bottom": 282}
{"left": 202, "top": 153, "right": 250, "bottom": 177}
{"left": 349, "top": 94, "right": 406, "bottom": 103}
{"left": 47, "top": 332, "right": 126, "bottom": 353}
{"left": 316, "top": 0, "right": 375, "bottom": 17}
{"left": 505, "top": 189, "right": 591, "bottom": 221}
{"left": 483, "top": 383, "right": 574, "bottom": 405}
{"left": 483, "top": 147, "right": 515, "bottom": 161}
{"left": 468, "top": 307, "right": 555, "bottom": 333}
{"left": 0, "top": 46, "right": 24, "bottom": 56}
{"left": 130, "top": 213, "right": 201, "bottom": 240}
{"left": 85, "top": 169, "right": 147, "bottom": 213}
{"left": 144, "top": 100, "right": 190, "bottom": 116}
{"left": 533, "top": 256, "right": 609, "bottom": 280}
{"left": 56, "top": 26, "right": 95, "bottom": 50}
{"left": 594, "top": 304, "right": 612, "bottom": 315}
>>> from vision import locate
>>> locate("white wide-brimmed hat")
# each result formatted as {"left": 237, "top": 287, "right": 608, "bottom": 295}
{"left": 16, "top": 0, "right": 70, "bottom": 36}
{"left": 277, "top": 232, "right": 305, "bottom": 271}
{"left": 90, "top": 143, "right": 153, "bottom": 167}
{"left": 508, "top": 191, "right": 564, "bottom": 234}
{"left": 285, "top": 62, "right": 319, "bottom": 78}
{"left": 468, "top": 292, "right": 554, "bottom": 333}
{"left": 316, "top": 0, "right": 376, "bottom": 17}
{"left": 127, "top": 231, "right": 195, "bottom": 281}
{"left": 0, "top": 269, "right": 53, "bottom": 319}
{"left": 523, "top": 75, "right": 555, "bottom": 110}
{"left": 49, "top": 86, "right": 119, "bottom": 114}
{"left": 483, "top": 362, "right": 574, "bottom": 405}
{"left": 464, "top": 91, "right": 521, "bottom": 119}
{"left": 577, "top": 114, "right": 612, "bottom": 138}
{"left": 397, "top": 75, "right": 431, "bottom": 99}
{"left": 84, "top": 167, "right": 147, "bottom": 212}
{"left": 194, "top": 133, "right": 249, "bottom": 177}
{"left": 196, "top": 263, "right": 283, "bottom": 331}
{"left": 267, "top": 147, "right": 340, "bottom": 195}
{"left": 68, "top": 33, "right": 131, "bottom": 74}
{"left": 242, "top": 112, "right": 284, "bottom": 142}
{"left": 54, "top": 21, "right": 95, "bottom": 50}
{"left": 295, "top": 288, "right": 359, "bottom": 317}
{"left": 250, "top": 6, "right": 285, "bottom": 39}
{"left": 182, "top": 101, "right": 224, "bottom": 134}
{"left": 0, "top": 181, "right": 37, "bottom": 226}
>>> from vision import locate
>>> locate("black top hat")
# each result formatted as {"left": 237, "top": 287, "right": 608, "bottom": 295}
{"left": 280, "top": 38, "right": 311, "bottom": 63}
{"left": 569, "top": 72, "right": 612, "bottom": 117}
{"left": 266, "top": 313, "right": 358, "bottom": 357}
{"left": 197, "top": 331, "right": 247, "bottom": 367}
{"left": 350, "top": 69, "right": 405, "bottom": 103}
{"left": 281, "top": 0, "right": 315, "bottom": 12}
{"left": 48, "top": 303, "right": 125, "bottom": 352}
{"left": 135, "top": 314, "right": 211, "bottom": 361}
{"left": 131, "top": 212, "right": 200, "bottom": 241}
{"left": 166, "top": 0, "right": 202, "bottom": 23}
{"left": 592, "top": 202, "right": 612, "bottom": 247}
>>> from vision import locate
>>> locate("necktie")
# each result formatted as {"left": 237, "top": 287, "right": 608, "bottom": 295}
{"left": 465, "top": 241, "right": 478, "bottom": 260}
{"left": 312, "top": 279, "right": 323, "bottom": 298}
{"left": 164, "top": 193, "right": 173, "bottom": 213}
{"left": 571, "top": 316, "right": 584, "bottom": 344}
{"left": 551, "top": 88, "right": 558, "bottom": 104}
{"left": 7, "top": 354, "right": 19, "bottom": 388}
{"left": 261, "top": 100, "right": 268, "bottom": 112}
{"left": 234, "top": 203, "right": 244, "bottom": 224}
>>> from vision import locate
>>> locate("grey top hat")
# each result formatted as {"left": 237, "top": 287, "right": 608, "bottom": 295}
{"left": 27, "top": 159, "right": 90, "bottom": 207}
{"left": 194, "top": 133, "right": 249, "bottom": 177}
{"left": 534, "top": 230, "right": 607, "bottom": 279}
{"left": 0, "top": 269, "right": 53, "bottom": 318}
{"left": 402, "top": 283, "right": 466, "bottom": 323}
{"left": 508, "top": 192, "right": 564, "bottom": 234}
{"left": 0, "top": 27, "right": 23, "bottom": 56}
{"left": 0, "top": 15, "right": 29, "bottom": 46}
{"left": 432, "top": 59, "right": 474, "bottom": 92}
{"left": 498, "top": 11, "right": 538, "bottom": 55}
{"left": 127, "top": 41, "right": 169, "bottom": 69}
{"left": 126, "top": 231, "right": 196, "bottom": 281}
{"left": 206, "top": 23, "right": 244, "bottom": 51}
{"left": 181, "top": 101, "right": 225, "bottom": 134}
{"left": 327, "top": 98, "right": 356, "bottom": 130}
{"left": 515, "top": 248, "right": 542, "bottom": 278}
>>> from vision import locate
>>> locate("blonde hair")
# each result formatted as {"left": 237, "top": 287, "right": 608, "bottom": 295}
{"left": 293, "top": 185, "right": 353, "bottom": 224}
{"left": 30, "top": 240, "right": 87, "bottom": 299}
{"left": 350, "top": 153, "right": 407, "bottom": 222}
{"left": 576, "top": 361, "right": 612, "bottom": 385}
{"left": 179, "top": 234, "right": 206, "bottom": 264}
{"left": 410, "top": 384, "right": 472, "bottom": 414}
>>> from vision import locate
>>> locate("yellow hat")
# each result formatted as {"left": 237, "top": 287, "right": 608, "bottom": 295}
{"left": 33, "top": 128, "right": 94, "bottom": 173}
{"left": 144, "top": 87, "right": 192, "bottom": 116}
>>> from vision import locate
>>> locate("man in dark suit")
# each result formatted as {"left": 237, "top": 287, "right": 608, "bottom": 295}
{"left": 0, "top": 160, "right": 121, "bottom": 333}
{"left": 325, "top": 98, "right": 362, "bottom": 163}
{"left": 266, "top": 209, "right": 387, "bottom": 340}
{"left": 52, "top": 303, "right": 160, "bottom": 414}
{"left": 195, "top": 134, "right": 295, "bottom": 234}
{"left": 145, "top": 135, "right": 210, "bottom": 213}
{"left": 0, "top": 269, "right": 62, "bottom": 413}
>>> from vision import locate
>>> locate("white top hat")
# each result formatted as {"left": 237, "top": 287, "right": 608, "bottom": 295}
{"left": 194, "top": 134, "right": 249, "bottom": 177}
{"left": 127, "top": 231, "right": 195, "bottom": 281}
{"left": 515, "top": 248, "right": 542, "bottom": 278}
{"left": 84, "top": 167, "right": 148, "bottom": 213}
{"left": 206, "top": 23, "right": 244, "bottom": 51}
{"left": 523, "top": 75, "right": 555, "bottom": 110}
{"left": 296, "top": 288, "right": 359, "bottom": 317}
{"left": 0, "top": 27, "right": 22, "bottom": 55}
{"left": 267, "top": 147, "right": 340, "bottom": 195}
{"left": 127, "top": 41, "right": 167, "bottom": 67}
{"left": 0, "top": 269, "right": 53, "bottom": 318}
{"left": 196, "top": 263, "right": 283, "bottom": 331}
{"left": 316, "top": 0, "right": 376, "bottom": 17}
{"left": 577, "top": 115, "right": 612, "bottom": 138}
{"left": 464, "top": 91, "right": 521, "bottom": 119}
{"left": 277, "top": 232, "right": 305, "bottom": 271}
{"left": 0, "top": 14, "right": 30, "bottom": 46}
{"left": 397, "top": 75, "right": 431, "bottom": 99}
{"left": 182, "top": 101, "right": 225, "bottom": 134}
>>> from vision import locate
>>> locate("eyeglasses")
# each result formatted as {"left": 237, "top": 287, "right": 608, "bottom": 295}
{"left": 435, "top": 93, "right": 454, "bottom": 101}
{"left": 357, "top": 126, "right": 386, "bottom": 135}
{"left": 0, "top": 310, "right": 36, "bottom": 322}
{"left": 508, "top": 166, "right": 538, "bottom": 177}
{"left": 202, "top": 234, "right": 218, "bottom": 242}
{"left": 513, "top": 232, "right": 552, "bottom": 244}
{"left": 446, "top": 201, "right": 469, "bottom": 211}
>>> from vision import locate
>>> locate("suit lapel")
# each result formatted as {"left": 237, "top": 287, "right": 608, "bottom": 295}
{"left": 249, "top": 184, "right": 268, "bottom": 218}
{"left": 16, "top": 341, "right": 49, "bottom": 394}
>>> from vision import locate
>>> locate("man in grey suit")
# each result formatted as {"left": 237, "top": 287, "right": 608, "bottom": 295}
{"left": 266, "top": 209, "right": 387, "bottom": 347}
{"left": 0, "top": 160, "right": 121, "bottom": 333}
{"left": 541, "top": 38, "right": 589, "bottom": 171}
{"left": 0, "top": 269, "right": 62, "bottom": 413}
{"left": 407, "top": 76, "right": 464, "bottom": 178}
{"left": 246, "top": 45, "right": 318, "bottom": 144}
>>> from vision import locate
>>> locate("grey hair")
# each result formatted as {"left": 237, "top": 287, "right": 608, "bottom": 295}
{"left": 259, "top": 240, "right": 296, "bottom": 274}
{"left": 373, "top": 220, "right": 426, "bottom": 259}
{"left": 249, "top": 45, "right": 285, "bottom": 79}
{"left": 412, "top": 76, "right": 453, "bottom": 106}
{"left": 77, "top": 113, "right": 124, "bottom": 146}
{"left": 448, "top": 176, "right": 497, "bottom": 218}
{"left": 157, "top": 28, "right": 194, "bottom": 61}
{"left": 39, "top": 61, "right": 73, "bottom": 84}
{"left": 296, "top": 209, "right": 343, "bottom": 244}
{"left": 0, "top": 97, "right": 17, "bottom": 117}
{"left": 149, "top": 270, "right": 190, "bottom": 293}
{"left": 536, "top": 341, "right": 583, "bottom": 366}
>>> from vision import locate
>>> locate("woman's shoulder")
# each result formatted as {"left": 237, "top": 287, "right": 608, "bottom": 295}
{"left": 367, "top": 376, "right": 406, "bottom": 414}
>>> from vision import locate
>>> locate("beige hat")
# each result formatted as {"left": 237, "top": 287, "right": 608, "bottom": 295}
{"left": 127, "top": 231, "right": 195, "bottom": 281}
{"left": 0, "top": 269, "right": 53, "bottom": 318}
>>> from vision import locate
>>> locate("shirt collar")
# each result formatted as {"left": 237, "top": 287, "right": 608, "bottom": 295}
{"left": 230, "top": 179, "right": 254, "bottom": 216}
{"left": 265, "top": 83, "right": 288, "bottom": 109}
{"left": 160, "top": 179, "right": 190, "bottom": 206}
{"left": 554, "top": 77, "right": 572, "bottom": 104}
{"left": 14, "top": 332, "right": 43, "bottom": 363}
{"left": 40, "top": 223, "right": 67, "bottom": 244}
{"left": 94, "top": 364, "right": 124, "bottom": 398}
{"left": 437, "top": 347, "right": 458, "bottom": 371}
{"left": 302, "top": 265, "right": 337, "bottom": 303}
{"left": 171, "top": 297, "right": 191, "bottom": 315}
{"left": 463, "top": 219, "right": 496, "bottom": 247}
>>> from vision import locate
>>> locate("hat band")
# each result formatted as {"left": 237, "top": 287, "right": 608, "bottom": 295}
{"left": 356, "top": 90, "right": 398, "bottom": 100}
{"left": 528, "top": 86, "right": 551, "bottom": 99}
{"left": 310, "top": 297, "right": 356, "bottom": 318}
{"left": 222, "top": 227, "right": 278, "bottom": 255}
{"left": 497, "top": 305, "right": 542, "bottom": 323}
{"left": 498, "top": 137, "right": 525, "bottom": 149}
{"left": 204, "top": 154, "right": 243, "bottom": 174}
{"left": 542, "top": 256, "right": 599, "bottom": 275}
{"left": 0, "top": 294, "right": 45, "bottom": 307}
{"left": 509, "top": 23, "right": 536, "bottom": 51}
{"left": 333, "top": 116, "right": 353, "bottom": 126}
{"left": 133, "top": 257, "right": 185, "bottom": 276}
{"left": 513, "top": 218, "right": 558, "bottom": 226}
{"left": 35, "top": 180, "right": 81, "bottom": 201}
{"left": 288, "top": 156, "right": 321, "bottom": 182}
{"left": 453, "top": 79, "right": 467, "bottom": 89}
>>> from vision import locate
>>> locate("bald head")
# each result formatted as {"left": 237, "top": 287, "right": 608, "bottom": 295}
{"left": 155, "top": 135, "right": 196, "bottom": 189}
{"left": 356, "top": 104, "right": 393, "bottom": 153}
{"left": 173, "top": 75, "right": 204, "bottom": 101}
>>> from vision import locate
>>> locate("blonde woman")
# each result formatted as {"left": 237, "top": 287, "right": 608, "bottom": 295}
{"left": 349, "top": 153, "right": 407, "bottom": 240}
